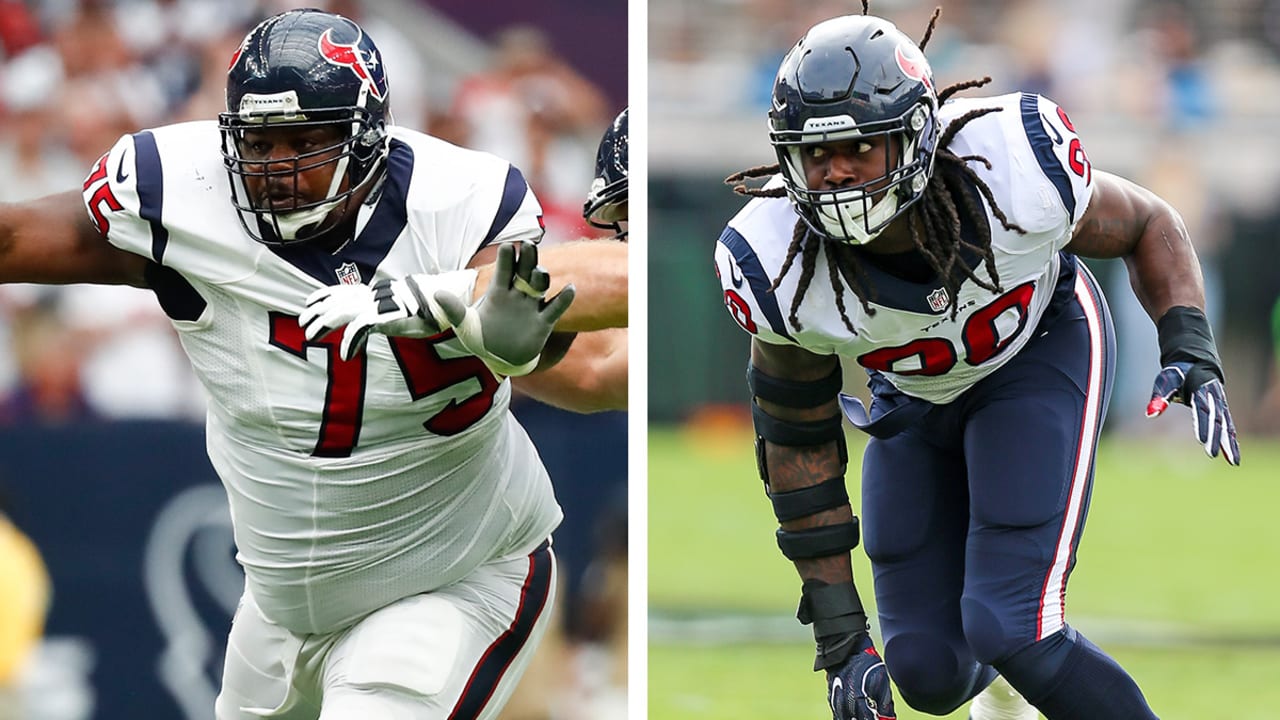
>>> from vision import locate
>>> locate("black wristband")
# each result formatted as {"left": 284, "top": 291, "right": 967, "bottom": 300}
{"left": 797, "top": 580, "right": 869, "bottom": 670}
{"left": 1156, "top": 306, "right": 1224, "bottom": 386}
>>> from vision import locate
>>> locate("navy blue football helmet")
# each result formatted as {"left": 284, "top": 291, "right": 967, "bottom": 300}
{"left": 583, "top": 107, "right": 628, "bottom": 239}
{"left": 770, "top": 15, "right": 939, "bottom": 245}
{"left": 219, "top": 9, "right": 391, "bottom": 245}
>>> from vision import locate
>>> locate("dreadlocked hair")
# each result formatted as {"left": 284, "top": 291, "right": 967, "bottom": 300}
{"left": 724, "top": 77, "right": 1027, "bottom": 330}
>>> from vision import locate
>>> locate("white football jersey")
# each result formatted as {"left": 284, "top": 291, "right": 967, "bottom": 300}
{"left": 82, "top": 122, "right": 562, "bottom": 634}
{"left": 716, "top": 92, "right": 1094, "bottom": 404}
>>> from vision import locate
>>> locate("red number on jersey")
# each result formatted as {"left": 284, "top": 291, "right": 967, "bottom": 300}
{"left": 856, "top": 284, "right": 1039, "bottom": 376}
{"left": 724, "top": 290, "right": 758, "bottom": 334}
{"left": 858, "top": 338, "right": 956, "bottom": 377}
{"left": 269, "top": 314, "right": 366, "bottom": 457}
{"left": 389, "top": 333, "right": 499, "bottom": 436}
{"left": 1067, "top": 138, "right": 1091, "bottom": 184}
{"left": 84, "top": 153, "right": 122, "bottom": 236}
{"left": 269, "top": 314, "right": 500, "bottom": 457}
{"left": 962, "top": 281, "right": 1036, "bottom": 365}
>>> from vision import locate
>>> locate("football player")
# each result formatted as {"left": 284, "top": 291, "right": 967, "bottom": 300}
{"left": 713, "top": 5, "right": 1238, "bottom": 720}
{"left": 0, "top": 9, "right": 624, "bottom": 719}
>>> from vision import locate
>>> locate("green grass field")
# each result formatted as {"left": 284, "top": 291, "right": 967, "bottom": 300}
{"left": 648, "top": 424, "right": 1280, "bottom": 719}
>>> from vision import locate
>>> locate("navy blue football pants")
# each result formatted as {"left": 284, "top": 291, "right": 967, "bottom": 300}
{"left": 860, "top": 268, "right": 1157, "bottom": 718}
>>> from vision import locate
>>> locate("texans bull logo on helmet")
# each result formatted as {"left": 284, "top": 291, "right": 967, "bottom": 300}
{"left": 894, "top": 43, "right": 933, "bottom": 92}
{"left": 319, "top": 27, "right": 387, "bottom": 101}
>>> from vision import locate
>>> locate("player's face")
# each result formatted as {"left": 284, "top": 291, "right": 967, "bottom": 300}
{"left": 237, "top": 124, "right": 348, "bottom": 213}
{"left": 800, "top": 134, "right": 898, "bottom": 196}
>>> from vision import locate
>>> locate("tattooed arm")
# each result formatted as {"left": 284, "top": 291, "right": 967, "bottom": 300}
{"left": 750, "top": 339, "right": 855, "bottom": 591}
{"left": 751, "top": 339, "right": 894, "bottom": 718}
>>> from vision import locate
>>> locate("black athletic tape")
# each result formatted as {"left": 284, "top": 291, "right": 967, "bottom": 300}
{"left": 747, "top": 361, "right": 843, "bottom": 409}
{"left": 797, "top": 581, "right": 869, "bottom": 671}
{"left": 1157, "top": 306, "right": 1224, "bottom": 386}
{"left": 813, "top": 632, "right": 862, "bottom": 671}
{"left": 776, "top": 519, "right": 860, "bottom": 560}
{"left": 799, "top": 582, "right": 867, "bottom": 633}
{"left": 768, "top": 477, "right": 849, "bottom": 523}
{"left": 751, "top": 403, "right": 844, "bottom": 447}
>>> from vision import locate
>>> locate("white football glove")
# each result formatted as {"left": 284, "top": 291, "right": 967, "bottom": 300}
{"left": 300, "top": 269, "right": 477, "bottom": 361}
{"left": 432, "top": 240, "right": 575, "bottom": 377}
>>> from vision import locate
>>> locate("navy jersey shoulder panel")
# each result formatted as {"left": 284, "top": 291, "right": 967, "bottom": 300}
{"left": 270, "top": 138, "right": 413, "bottom": 285}
{"left": 718, "top": 225, "right": 795, "bottom": 342}
{"left": 1019, "top": 92, "right": 1075, "bottom": 218}
{"left": 144, "top": 260, "right": 207, "bottom": 322}
{"left": 131, "top": 131, "right": 169, "bottom": 264}
{"left": 479, "top": 164, "right": 532, "bottom": 251}
{"left": 851, "top": 178, "right": 987, "bottom": 314}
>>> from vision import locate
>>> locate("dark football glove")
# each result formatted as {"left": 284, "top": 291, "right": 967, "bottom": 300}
{"left": 1146, "top": 360, "right": 1240, "bottom": 465}
{"left": 827, "top": 634, "right": 896, "bottom": 720}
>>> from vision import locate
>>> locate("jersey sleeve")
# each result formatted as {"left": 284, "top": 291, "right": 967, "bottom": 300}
{"left": 432, "top": 161, "right": 545, "bottom": 273}
{"left": 80, "top": 133, "right": 156, "bottom": 261}
{"left": 714, "top": 224, "right": 796, "bottom": 347}
{"left": 483, "top": 165, "right": 545, "bottom": 247}
{"left": 1018, "top": 93, "right": 1094, "bottom": 244}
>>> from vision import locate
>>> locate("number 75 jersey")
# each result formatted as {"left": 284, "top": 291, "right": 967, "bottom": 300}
{"left": 81, "top": 121, "right": 560, "bottom": 635}
{"left": 715, "top": 92, "right": 1094, "bottom": 404}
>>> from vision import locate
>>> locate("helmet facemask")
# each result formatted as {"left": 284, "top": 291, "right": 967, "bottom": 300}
{"left": 773, "top": 101, "right": 936, "bottom": 245}
{"left": 219, "top": 93, "right": 387, "bottom": 246}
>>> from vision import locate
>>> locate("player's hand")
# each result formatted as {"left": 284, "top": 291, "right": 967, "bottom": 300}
{"left": 1146, "top": 360, "right": 1241, "bottom": 465}
{"left": 826, "top": 634, "right": 895, "bottom": 720}
{"left": 432, "top": 240, "right": 574, "bottom": 378}
{"left": 300, "top": 276, "right": 440, "bottom": 361}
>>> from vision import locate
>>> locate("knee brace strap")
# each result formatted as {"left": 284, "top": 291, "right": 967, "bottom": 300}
{"left": 747, "top": 361, "right": 843, "bottom": 409}
{"left": 751, "top": 403, "right": 844, "bottom": 446}
{"left": 776, "top": 519, "right": 860, "bottom": 560}
{"left": 769, "top": 476, "right": 849, "bottom": 523}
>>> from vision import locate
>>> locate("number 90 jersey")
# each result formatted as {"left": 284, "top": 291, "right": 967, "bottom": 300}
{"left": 82, "top": 121, "right": 560, "bottom": 634}
{"left": 716, "top": 93, "right": 1094, "bottom": 404}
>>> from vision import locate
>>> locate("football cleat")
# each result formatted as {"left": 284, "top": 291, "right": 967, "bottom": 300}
{"left": 969, "top": 675, "right": 1039, "bottom": 720}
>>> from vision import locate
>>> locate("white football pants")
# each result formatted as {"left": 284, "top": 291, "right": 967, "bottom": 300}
{"left": 215, "top": 543, "right": 555, "bottom": 720}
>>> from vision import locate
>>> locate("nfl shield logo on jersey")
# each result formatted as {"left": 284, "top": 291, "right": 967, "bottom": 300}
{"left": 927, "top": 287, "right": 949, "bottom": 313}
{"left": 336, "top": 262, "right": 361, "bottom": 285}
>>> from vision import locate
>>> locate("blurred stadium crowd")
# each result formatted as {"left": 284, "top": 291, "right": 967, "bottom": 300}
{"left": 0, "top": 1, "right": 625, "bottom": 718}
{"left": 649, "top": 0, "right": 1280, "bottom": 433}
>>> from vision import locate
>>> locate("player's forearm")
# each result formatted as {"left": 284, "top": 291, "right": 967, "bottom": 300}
{"left": 514, "top": 329, "right": 628, "bottom": 412}
{"left": 762, "top": 436, "right": 857, "bottom": 586}
{"left": 751, "top": 342, "right": 855, "bottom": 584}
{"left": 1123, "top": 204, "right": 1206, "bottom": 323}
{"left": 1, "top": 193, "right": 146, "bottom": 286}
{"left": 474, "top": 240, "right": 627, "bottom": 332}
